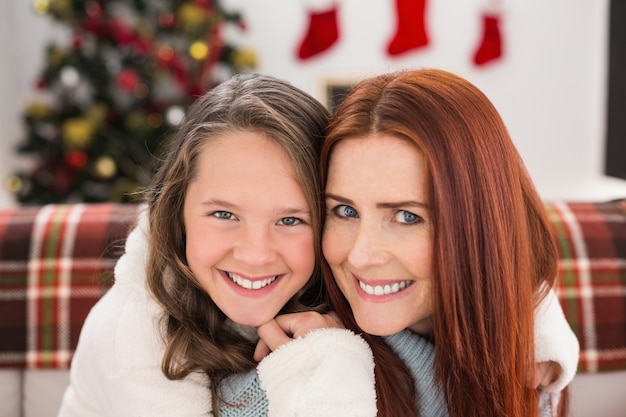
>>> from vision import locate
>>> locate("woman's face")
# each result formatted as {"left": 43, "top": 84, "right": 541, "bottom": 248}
{"left": 323, "top": 134, "right": 434, "bottom": 336}
{"left": 184, "top": 131, "right": 315, "bottom": 327}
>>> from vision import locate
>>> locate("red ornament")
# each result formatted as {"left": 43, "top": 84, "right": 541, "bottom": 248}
{"left": 159, "top": 12, "right": 176, "bottom": 29}
{"left": 71, "top": 34, "right": 84, "bottom": 50}
{"left": 35, "top": 78, "right": 47, "bottom": 90}
{"left": 64, "top": 150, "right": 88, "bottom": 170}
{"left": 109, "top": 18, "right": 135, "bottom": 45}
{"left": 117, "top": 68, "right": 140, "bottom": 91}
{"left": 193, "top": 0, "right": 211, "bottom": 10}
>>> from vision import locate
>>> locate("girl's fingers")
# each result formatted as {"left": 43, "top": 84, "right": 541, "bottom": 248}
{"left": 254, "top": 312, "right": 345, "bottom": 361}
{"left": 256, "top": 319, "right": 293, "bottom": 355}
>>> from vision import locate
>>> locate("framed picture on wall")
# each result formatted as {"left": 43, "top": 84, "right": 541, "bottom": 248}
{"left": 322, "top": 78, "right": 356, "bottom": 112}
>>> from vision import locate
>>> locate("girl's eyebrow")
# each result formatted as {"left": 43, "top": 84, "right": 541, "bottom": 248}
{"left": 325, "top": 193, "right": 429, "bottom": 210}
{"left": 201, "top": 199, "right": 238, "bottom": 209}
{"left": 201, "top": 199, "right": 310, "bottom": 216}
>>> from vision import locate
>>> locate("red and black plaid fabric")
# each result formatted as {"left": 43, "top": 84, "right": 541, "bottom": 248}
{"left": 546, "top": 200, "right": 626, "bottom": 373}
{"left": 0, "top": 203, "right": 140, "bottom": 369}
{"left": 1, "top": 201, "right": 625, "bottom": 373}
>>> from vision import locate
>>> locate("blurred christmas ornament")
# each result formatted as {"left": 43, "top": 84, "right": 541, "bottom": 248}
{"left": 62, "top": 117, "right": 95, "bottom": 149}
{"left": 64, "top": 150, "right": 89, "bottom": 170}
{"left": 94, "top": 156, "right": 117, "bottom": 180}
{"left": 189, "top": 41, "right": 209, "bottom": 60}
{"left": 165, "top": 106, "right": 185, "bottom": 126}
{"left": 117, "top": 68, "right": 141, "bottom": 92}
{"left": 5, "top": 175, "right": 24, "bottom": 194}
{"left": 60, "top": 66, "right": 80, "bottom": 87}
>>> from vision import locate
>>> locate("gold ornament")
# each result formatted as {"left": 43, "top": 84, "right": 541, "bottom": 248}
{"left": 32, "top": 0, "right": 51, "bottom": 15}
{"left": 27, "top": 101, "right": 54, "bottom": 120}
{"left": 177, "top": 3, "right": 209, "bottom": 34}
{"left": 47, "top": 46, "right": 65, "bottom": 68}
{"left": 62, "top": 117, "right": 95, "bottom": 149}
{"left": 189, "top": 41, "right": 209, "bottom": 61}
{"left": 94, "top": 156, "right": 117, "bottom": 180}
{"left": 233, "top": 49, "right": 258, "bottom": 71}
{"left": 5, "top": 175, "right": 23, "bottom": 194}
{"left": 50, "top": 0, "right": 72, "bottom": 16}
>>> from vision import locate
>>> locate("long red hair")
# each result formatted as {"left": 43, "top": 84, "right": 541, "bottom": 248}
{"left": 320, "top": 69, "right": 559, "bottom": 417}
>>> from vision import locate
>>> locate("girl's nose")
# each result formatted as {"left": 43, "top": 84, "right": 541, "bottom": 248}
{"left": 233, "top": 226, "right": 277, "bottom": 267}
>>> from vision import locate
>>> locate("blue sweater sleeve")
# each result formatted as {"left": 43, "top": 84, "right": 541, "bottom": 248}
{"left": 218, "top": 369, "right": 268, "bottom": 417}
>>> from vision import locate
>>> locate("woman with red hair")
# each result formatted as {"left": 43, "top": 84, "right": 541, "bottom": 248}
{"left": 316, "top": 68, "right": 577, "bottom": 417}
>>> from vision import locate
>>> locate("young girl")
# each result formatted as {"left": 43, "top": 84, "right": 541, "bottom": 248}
{"left": 57, "top": 73, "right": 377, "bottom": 417}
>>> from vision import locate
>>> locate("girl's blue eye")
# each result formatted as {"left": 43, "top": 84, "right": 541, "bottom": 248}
{"left": 334, "top": 205, "right": 358, "bottom": 219}
{"left": 394, "top": 210, "right": 421, "bottom": 224}
{"left": 278, "top": 217, "right": 302, "bottom": 226}
{"left": 212, "top": 211, "right": 236, "bottom": 220}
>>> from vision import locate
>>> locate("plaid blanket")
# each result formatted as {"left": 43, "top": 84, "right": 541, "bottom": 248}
{"left": 0, "top": 203, "right": 140, "bottom": 369}
{"left": 546, "top": 200, "right": 626, "bottom": 373}
{"left": 0, "top": 201, "right": 625, "bottom": 373}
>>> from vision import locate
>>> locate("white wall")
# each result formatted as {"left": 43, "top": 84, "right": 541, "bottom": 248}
{"left": 2, "top": 0, "right": 626, "bottom": 207}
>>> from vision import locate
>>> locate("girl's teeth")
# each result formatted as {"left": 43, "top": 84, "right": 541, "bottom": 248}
{"left": 228, "top": 272, "right": 277, "bottom": 290}
{"left": 359, "top": 280, "right": 412, "bottom": 296}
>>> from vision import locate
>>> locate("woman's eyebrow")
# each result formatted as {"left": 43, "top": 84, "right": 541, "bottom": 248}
{"left": 377, "top": 201, "right": 429, "bottom": 210}
{"left": 326, "top": 193, "right": 428, "bottom": 209}
{"left": 325, "top": 193, "right": 353, "bottom": 205}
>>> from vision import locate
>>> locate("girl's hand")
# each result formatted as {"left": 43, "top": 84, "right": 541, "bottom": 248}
{"left": 535, "top": 361, "right": 562, "bottom": 388}
{"left": 254, "top": 311, "right": 343, "bottom": 361}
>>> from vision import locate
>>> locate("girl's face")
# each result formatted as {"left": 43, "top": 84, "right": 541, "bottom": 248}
{"left": 323, "top": 135, "right": 434, "bottom": 336}
{"left": 184, "top": 131, "right": 315, "bottom": 327}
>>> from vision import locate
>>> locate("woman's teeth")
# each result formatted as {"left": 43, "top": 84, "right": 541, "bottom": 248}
{"left": 359, "top": 280, "right": 412, "bottom": 296}
{"left": 227, "top": 272, "right": 278, "bottom": 290}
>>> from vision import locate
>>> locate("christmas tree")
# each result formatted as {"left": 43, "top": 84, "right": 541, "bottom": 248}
{"left": 8, "top": 0, "right": 255, "bottom": 204}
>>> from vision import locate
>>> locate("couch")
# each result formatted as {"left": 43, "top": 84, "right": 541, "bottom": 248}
{"left": 1, "top": 201, "right": 625, "bottom": 417}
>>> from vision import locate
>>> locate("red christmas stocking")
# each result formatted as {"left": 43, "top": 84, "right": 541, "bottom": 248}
{"left": 387, "top": 0, "right": 429, "bottom": 56}
{"left": 296, "top": 3, "right": 340, "bottom": 60}
{"left": 473, "top": 13, "right": 503, "bottom": 66}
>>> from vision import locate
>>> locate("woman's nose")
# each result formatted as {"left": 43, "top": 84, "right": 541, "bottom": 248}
{"left": 346, "top": 222, "right": 389, "bottom": 269}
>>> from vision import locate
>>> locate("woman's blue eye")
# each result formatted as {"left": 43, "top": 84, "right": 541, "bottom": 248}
{"left": 394, "top": 210, "right": 421, "bottom": 224}
{"left": 334, "top": 205, "right": 358, "bottom": 218}
{"left": 212, "top": 211, "right": 236, "bottom": 220}
{"left": 278, "top": 217, "right": 302, "bottom": 226}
